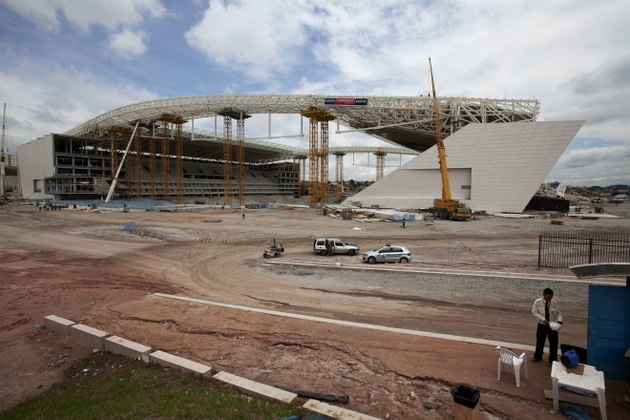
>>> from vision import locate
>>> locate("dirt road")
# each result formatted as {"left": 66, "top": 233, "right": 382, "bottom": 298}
{"left": 1, "top": 204, "right": 628, "bottom": 419}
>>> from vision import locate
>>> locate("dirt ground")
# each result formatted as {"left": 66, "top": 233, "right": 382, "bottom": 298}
{"left": 1, "top": 202, "right": 629, "bottom": 419}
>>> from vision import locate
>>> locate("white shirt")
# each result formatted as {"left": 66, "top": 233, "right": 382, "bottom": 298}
{"left": 532, "top": 297, "right": 563, "bottom": 324}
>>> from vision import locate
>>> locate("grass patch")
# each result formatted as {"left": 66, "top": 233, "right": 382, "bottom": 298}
{"left": 0, "top": 352, "right": 300, "bottom": 420}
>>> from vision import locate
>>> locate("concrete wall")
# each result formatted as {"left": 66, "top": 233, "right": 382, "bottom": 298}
{"left": 16, "top": 135, "right": 55, "bottom": 200}
{"left": 345, "top": 121, "right": 583, "bottom": 213}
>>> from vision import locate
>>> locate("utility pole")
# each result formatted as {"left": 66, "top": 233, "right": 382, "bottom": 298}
{"left": 1, "top": 103, "right": 6, "bottom": 200}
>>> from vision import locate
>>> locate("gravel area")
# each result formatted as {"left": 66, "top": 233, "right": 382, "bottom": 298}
{"left": 266, "top": 262, "right": 593, "bottom": 347}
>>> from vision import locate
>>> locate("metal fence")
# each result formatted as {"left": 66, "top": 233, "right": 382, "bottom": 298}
{"left": 538, "top": 228, "right": 630, "bottom": 268}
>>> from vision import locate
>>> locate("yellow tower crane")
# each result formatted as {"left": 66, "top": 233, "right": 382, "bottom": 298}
{"left": 429, "top": 58, "right": 472, "bottom": 221}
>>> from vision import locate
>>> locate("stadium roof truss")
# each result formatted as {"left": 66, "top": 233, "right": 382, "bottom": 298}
{"left": 64, "top": 94, "right": 540, "bottom": 163}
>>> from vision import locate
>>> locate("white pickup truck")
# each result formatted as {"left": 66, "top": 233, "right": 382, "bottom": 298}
{"left": 313, "top": 238, "right": 360, "bottom": 256}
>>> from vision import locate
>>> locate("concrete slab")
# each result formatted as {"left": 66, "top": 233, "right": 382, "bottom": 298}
{"left": 43, "top": 315, "right": 75, "bottom": 336}
{"left": 105, "top": 335, "right": 153, "bottom": 363}
{"left": 569, "top": 263, "right": 630, "bottom": 279}
{"left": 152, "top": 293, "right": 537, "bottom": 352}
{"left": 148, "top": 350, "right": 212, "bottom": 376}
{"left": 70, "top": 324, "right": 109, "bottom": 350}
{"left": 303, "top": 399, "right": 381, "bottom": 420}
{"left": 212, "top": 371, "right": 297, "bottom": 404}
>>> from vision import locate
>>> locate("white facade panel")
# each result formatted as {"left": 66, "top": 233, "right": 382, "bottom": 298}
{"left": 17, "top": 135, "right": 55, "bottom": 200}
{"left": 345, "top": 121, "right": 583, "bottom": 213}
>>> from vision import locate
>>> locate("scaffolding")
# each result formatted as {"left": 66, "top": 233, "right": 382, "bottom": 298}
{"left": 320, "top": 120, "right": 330, "bottom": 204}
{"left": 156, "top": 114, "right": 187, "bottom": 201}
{"left": 133, "top": 131, "right": 142, "bottom": 199}
{"left": 161, "top": 122, "right": 170, "bottom": 199}
{"left": 125, "top": 134, "right": 135, "bottom": 198}
{"left": 46, "top": 132, "right": 301, "bottom": 201}
{"left": 148, "top": 134, "right": 156, "bottom": 199}
{"left": 237, "top": 117, "right": 245, "bottom": 206}
{"left": 218, "top": 108, "right": 251, "bottom": 206}
{"left": 374, "top": 151, "right": 387, "bottom": 181}
{"left": 175, "top": 123, "right": 183, "bottom": 203}
{"left": 108, "top": 131, "right": 118, "bottom": 181}
{"left": 300, "top": 108, "right": 335, "bottom": 205}
{"left": 222, "top": 115, "right": 233, "bottom": 205}
{"left": 294, "top": 155, "right": 307, "bottom": 196}
{"left": 334, "top": 152, "right": 345, "bottom": 202}
{"left": 307, "top": 117, "right": 319, "bottom": 204}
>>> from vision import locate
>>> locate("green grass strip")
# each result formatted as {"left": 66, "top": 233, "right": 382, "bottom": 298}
{"left": 1, "top": 352, "right": 300, "bottom": 420}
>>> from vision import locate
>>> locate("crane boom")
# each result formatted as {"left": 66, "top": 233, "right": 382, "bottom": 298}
{"left": 428, "top": 58, "right": 451, "bottom": 202}
{"left": 428, "top": 58, "right": 472, "bottom": 221}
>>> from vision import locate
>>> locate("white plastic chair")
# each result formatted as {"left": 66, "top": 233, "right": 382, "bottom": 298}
{"left": 495, "top": 346, "right": 528, "bottom": 387}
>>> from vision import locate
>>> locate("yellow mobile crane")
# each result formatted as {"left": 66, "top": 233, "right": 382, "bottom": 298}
{"left": 428, "top": 59, "right": 472, "bottom": 221}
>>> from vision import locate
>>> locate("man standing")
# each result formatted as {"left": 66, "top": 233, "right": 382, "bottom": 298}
{"left": 531, "top": 288, "right": 563, "bottom": 366}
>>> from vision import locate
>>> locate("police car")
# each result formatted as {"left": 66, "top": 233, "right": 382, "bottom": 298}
{"left": 362, "top": 244, "right": 412, "bottom": 264}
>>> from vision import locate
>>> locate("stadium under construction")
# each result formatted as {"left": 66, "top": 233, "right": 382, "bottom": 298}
{"left": 16, "top": 94, "right": 581, "bottom": 212}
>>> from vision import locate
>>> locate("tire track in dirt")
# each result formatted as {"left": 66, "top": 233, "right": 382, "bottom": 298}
{"left": 4, "top": 206, "right": 627, "bottom": 419}
{"left": 100, "top": 308, "right": 551, "bottom": 419}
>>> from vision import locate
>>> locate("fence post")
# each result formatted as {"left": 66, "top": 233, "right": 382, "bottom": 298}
{"left": 588, "top": 238, "right": 593, "bottom": 264}
{"left": 538, "top": 235, "right": 542, "bottom": 268}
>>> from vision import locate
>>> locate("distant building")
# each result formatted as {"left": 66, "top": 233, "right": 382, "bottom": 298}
{"left": 17, "top": 133, "right": 299, "bottom": 201}
{"left": 345, "top": 121, "right": 584, "bottom": 213}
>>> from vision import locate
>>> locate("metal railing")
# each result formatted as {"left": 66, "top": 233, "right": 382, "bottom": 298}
{"left": 538, "top": 228, "right": 630, "bottom": 268}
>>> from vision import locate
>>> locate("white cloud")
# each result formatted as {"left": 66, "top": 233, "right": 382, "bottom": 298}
{"left": 185, "top": 0, "right": 311, "bottom": 80}
{"left": 2, "top": 0, "right": 629, "bottom": 186}
{"left": 0, "top": 0, "right": 166, "bottom": 31}
{"left": 107, "top": 29, "right": 148, "bottom": 59}
{"left": 547, "top": 145, "right": 630, "bottom": 186}
{"left": 0, "top": 58, "right": 157, "bottom": 149}
{"left": 181, "top": 0, "right": 630, "bottom": 112}
{"left": 545, "top": 55, "right": 630, "bottom": 143}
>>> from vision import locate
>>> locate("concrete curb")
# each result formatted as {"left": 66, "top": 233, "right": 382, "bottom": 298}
{"left": 148, "top": 350, "right": 212, "bottom": 376}
{"left": 213, "top": 371, "right": 298, "bottom": 404}
{"left": 42, "top": 315, "right": 384, "bottom": 419}
{"left": 265, "top": 259, "right": 624, "bottom": 285}
{"left": 304, "top": 399, "right": 382, "bottom": 420}
{"left": 70, "top": 323, "right": 110, "bottom": 350}
{"left": 105, "top": 335, "right": 153, "bottom": 363}
{"left": 43, "top": 315, "right": 75, "bottom": 336}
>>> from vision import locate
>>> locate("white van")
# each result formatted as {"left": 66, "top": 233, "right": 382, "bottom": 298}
{"left": 313, "top": 238, "right": 359, "bottom": 256}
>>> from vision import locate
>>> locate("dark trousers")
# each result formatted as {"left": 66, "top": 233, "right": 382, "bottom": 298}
{"left": 534, "top": 323, "right": 559, "bottom": 362}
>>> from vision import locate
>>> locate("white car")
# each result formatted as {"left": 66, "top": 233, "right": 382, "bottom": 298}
{"left": 362, "top": 245, "right": 412, "bottom": 264}
{"left": 313, "top": 238, "right": 360, "bottom": 256}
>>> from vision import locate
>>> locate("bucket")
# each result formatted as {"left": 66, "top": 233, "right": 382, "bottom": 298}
{"left": 561, "top": 349, "right": 580, "bottom": 368}
{"left": 560, "top": 344, "right": 587, "bottom": 363}
{"left": 451, "top": 385, "right": 480, "bottom": 409}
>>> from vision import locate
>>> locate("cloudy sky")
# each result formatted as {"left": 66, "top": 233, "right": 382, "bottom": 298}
{"left": 1, "top": 0, "right": 628, "bottom": 186}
